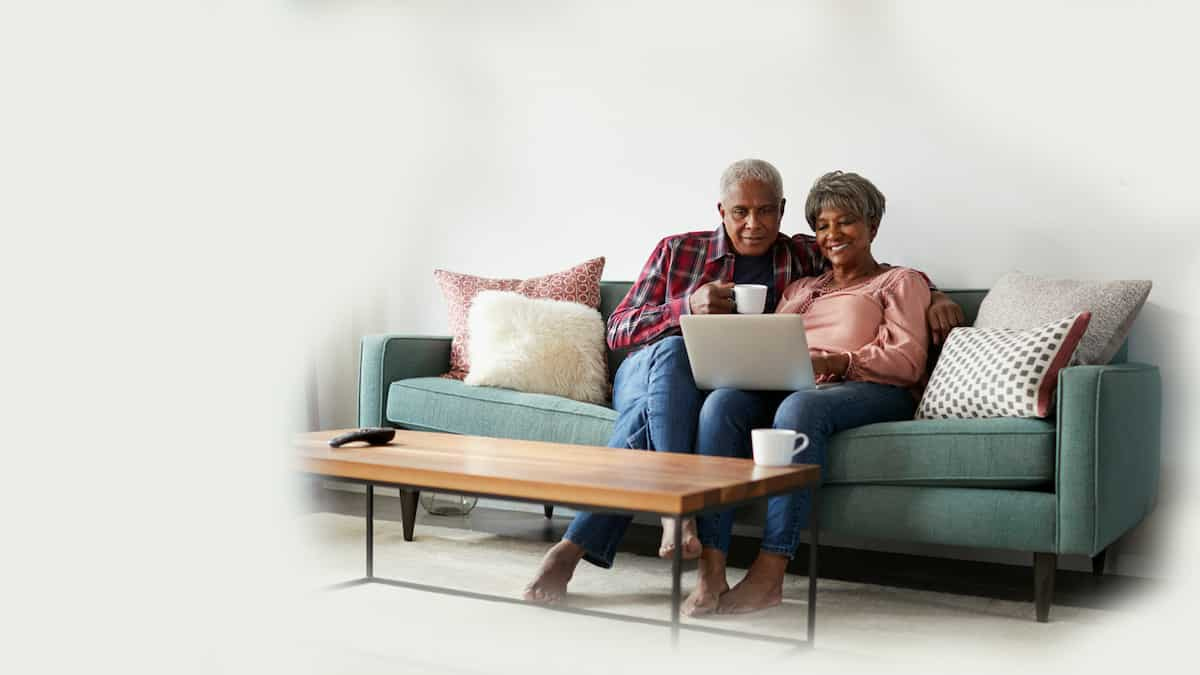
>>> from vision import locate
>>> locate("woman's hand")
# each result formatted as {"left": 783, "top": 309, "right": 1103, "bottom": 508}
{"left": 811, "top": 352, "right": 850, "bottom": 382}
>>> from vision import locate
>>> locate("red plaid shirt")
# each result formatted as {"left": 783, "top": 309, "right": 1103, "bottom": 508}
{"left": 607, "top": 226, "right": 825, "bottom": 351}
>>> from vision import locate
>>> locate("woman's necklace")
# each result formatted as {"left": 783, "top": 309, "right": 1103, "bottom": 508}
{"left": 797, "top": 264, "right": 882, "bottom": 314}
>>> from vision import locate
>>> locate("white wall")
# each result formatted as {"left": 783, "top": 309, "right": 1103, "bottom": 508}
{"left": 291, "top": 1, "right": 1199, "bottom": 577}
{"left": 4, "top": 2, "right": 1197, "bottom": 669}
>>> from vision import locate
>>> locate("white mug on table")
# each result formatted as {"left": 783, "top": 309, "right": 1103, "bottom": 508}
{"left": 751, "top": 429, "right": 810, "bottom": 466}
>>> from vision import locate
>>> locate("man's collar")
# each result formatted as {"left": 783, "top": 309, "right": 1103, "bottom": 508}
{"left": 708, "top": 225, "right": 730, "bottom": 262}
{"left": 709, "top": 224, "right": 790, "bottom": 262}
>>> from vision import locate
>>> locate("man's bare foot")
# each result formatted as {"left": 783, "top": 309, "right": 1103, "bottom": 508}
{"left": 717, "top": 551, "right": 788, "bottom": 614}
{"left": 682, "top": 548, "right": 729, "bottom": 617}
{"left": 658, "top": 517, "right": 701, "bottom": 560}
{"left": 523, "top": 540, "right": 585, "bottom": 604}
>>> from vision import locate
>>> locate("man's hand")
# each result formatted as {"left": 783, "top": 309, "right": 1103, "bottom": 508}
{"left": 927, "top": 291, "right": 965, "bottom": 345}
{"left": 688, "top": 281, "right": 735, "bottom": 315}
{"left": 811, "top": 351, "right": 850, "bottom": 382}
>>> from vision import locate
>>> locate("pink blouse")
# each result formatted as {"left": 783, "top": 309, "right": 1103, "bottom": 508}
{"left": 776, "top": 267, "right": 931, "bottom": 388}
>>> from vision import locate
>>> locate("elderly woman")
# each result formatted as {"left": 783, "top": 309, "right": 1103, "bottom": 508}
{"left": 683, "top": 171, "right": 931, "bottom": 616}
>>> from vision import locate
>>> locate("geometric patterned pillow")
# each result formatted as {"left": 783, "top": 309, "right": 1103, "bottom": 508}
{"left": 916, "top": 312, "right": 1091, "bottom": 419}
{"left": 433, "top": 257, "right": 605, "bottom": 380}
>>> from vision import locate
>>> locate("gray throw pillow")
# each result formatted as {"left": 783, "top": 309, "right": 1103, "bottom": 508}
{"left": 973, "top": 272, "right": 1151, "bottom": 365}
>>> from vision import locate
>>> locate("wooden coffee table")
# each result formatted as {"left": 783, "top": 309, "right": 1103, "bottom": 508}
{"left": 297, "top": 428, "right": 822, "bottom": 646}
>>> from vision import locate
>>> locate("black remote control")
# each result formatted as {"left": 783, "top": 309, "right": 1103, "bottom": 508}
{"left": 328, "top": 427, "right": 396, "bottom": 448}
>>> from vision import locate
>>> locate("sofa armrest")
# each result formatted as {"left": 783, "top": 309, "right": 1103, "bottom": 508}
{"left": 1055, "top": 362, "right": 1161, "bottom": 556}
{"left": 358, "top": 335, "right": 452, "bottom": 427}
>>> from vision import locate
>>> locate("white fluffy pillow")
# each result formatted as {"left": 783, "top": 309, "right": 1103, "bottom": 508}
{"left": 464, "top": 290, "right": 609, "bottom": 405}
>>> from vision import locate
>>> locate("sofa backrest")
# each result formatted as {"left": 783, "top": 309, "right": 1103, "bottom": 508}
{"left": 599, "top": 281, "right": 632, "bottom": 323}
{"left": 598, "top": 282, "right": 1127, "bottom": 377}
{"left": 945, "top": 289, "right": 988, "bottom": 325}
{"left": 601, "top": 282, "right": 991, "bottom": 325}
{"left": 600, "top": 281, "right": 636, "bottom": 376}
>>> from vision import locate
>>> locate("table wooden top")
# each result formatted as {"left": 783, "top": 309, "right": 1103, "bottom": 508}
{"left": 296, "top": 429, "right": 819, "bottom": 516}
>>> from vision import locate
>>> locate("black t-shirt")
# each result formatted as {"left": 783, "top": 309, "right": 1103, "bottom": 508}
{"left": 732, "top": 253, "right": 776, "bottom": 312}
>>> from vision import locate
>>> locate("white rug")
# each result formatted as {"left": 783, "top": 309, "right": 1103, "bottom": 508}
{"left": 268, "top": 513, "right": 1161, "bottom": 675}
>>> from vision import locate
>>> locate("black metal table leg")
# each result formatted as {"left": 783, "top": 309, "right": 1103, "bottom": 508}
{"left": 671, "top": 517, "right": 683, "bottom": 647}
{"left": 807, "top": 487, "right": 819, "bottom": 645}
{"left": 366, "top": 484, "right": 374, "bottom": 579}
{"left": 316, "top": 473, "right": 820, "bottom": 648}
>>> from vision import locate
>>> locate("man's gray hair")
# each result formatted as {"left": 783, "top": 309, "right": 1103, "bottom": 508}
{"left": 720, "top": 159, "right": 784, "bottom": 202}
{"left": 803, "top": 171, "right": 887, "bottom": 231}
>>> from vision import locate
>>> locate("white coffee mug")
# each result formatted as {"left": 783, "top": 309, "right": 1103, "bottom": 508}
{"left": 751, "top": 429, "right": 810, "bottom": 466}
{"left": 733, "top": 284, "right": 767, "bottom": 314}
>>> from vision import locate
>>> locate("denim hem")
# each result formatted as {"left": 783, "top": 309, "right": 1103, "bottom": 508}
{"left": 698, "top": 538, "right": 730, "bottom": 554}
{"left": 563, "top": 534, "right": 615, "bottom": 569}
{"left": 760, "top": 544, "right": 798, "bottom": 559}
{"left": 580, "top": 552, "right": 615, "bottom": 569}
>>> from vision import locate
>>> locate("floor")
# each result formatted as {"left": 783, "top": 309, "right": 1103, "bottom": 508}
{"left": 304, "top": 485, "right": 1154, "bottom": 611}
{"left": 279, "top": 490, "right": 1186, "bottom": 675}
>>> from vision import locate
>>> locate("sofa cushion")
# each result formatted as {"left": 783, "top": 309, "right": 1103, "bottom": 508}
{"left": 387, "top": 377, "right": 617, "bottom": 447}
{"left": 825, "top": 417, "right": 1056, "bottom": 488}
{"left": 389, "top": 378, "right": 1054, "bottom": 487}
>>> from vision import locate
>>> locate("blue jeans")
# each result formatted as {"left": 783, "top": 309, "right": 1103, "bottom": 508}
{"left": 563, "top": 336, "right": 703, "bottom": 568}
{"left": 695, "top": 382, "right": 915, "bottom": 557}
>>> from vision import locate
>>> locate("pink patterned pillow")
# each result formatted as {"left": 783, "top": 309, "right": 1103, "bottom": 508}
{"left": 434, "top": 257, "right": 605, "bottom": 379}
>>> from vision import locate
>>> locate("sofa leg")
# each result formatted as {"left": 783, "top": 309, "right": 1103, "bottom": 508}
{"left": 400, "top": 489, "right": 419, "bottom": 542}
{"left": 1092, "top": 548, "right": 1108, "bottom": 576}
{"left": 1034, "top": 552, "right": 1057, "bottom": 623}
{"left": 543, "top": 505, "right": 554, "bottom": 519}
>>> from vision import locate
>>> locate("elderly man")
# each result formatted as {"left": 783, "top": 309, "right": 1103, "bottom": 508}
{"left": 523, "top": 159, "right": 963, "bottom": 604}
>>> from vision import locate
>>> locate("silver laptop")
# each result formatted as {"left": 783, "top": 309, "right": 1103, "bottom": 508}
{"left": 679, "top": 314, "right": 816, "bottom": 391}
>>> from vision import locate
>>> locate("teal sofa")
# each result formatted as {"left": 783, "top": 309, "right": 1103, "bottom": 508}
{"left": 358, "top": 282, "right": 1161, "bottom": 621}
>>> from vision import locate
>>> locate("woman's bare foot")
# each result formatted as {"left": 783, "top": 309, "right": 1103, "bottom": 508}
{"left": 682, "top": 548, "right": 729, "bottom": 617}
{"left": 717, "top": 551, "right": 788, "bottom": 614}
{"left": 658, "top": 517, "right": 701, "bottom": 560}
{"left": 522, "top": 540, "right": 585, "bottom": 604}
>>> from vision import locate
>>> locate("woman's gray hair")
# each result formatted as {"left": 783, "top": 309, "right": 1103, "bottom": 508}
{"left": 720, "top": 159, "right": 784, "bottom": 202}
{"left": 804, "top": 171, "right": 886, "bottom": 231}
